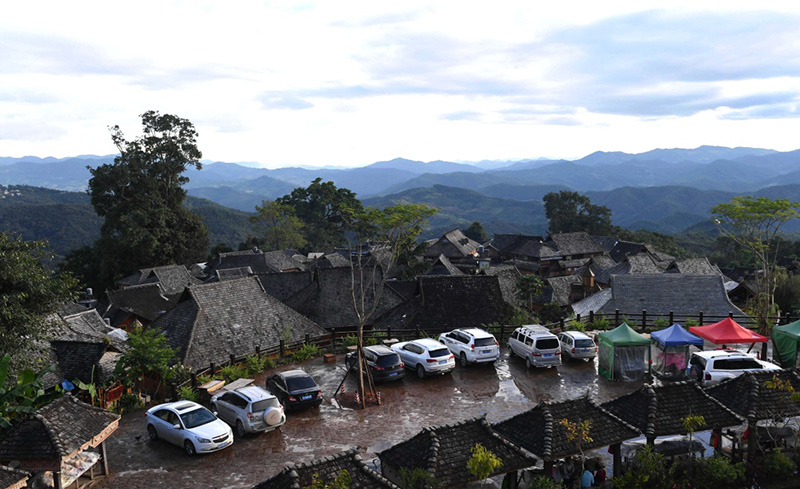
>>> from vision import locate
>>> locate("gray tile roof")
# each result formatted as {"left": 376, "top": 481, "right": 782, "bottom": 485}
{"left": 597, "top": 254, "right": 663, "bottom": 284}
{"left": 424, "top": 254, "right": 464, "bottom": 276}
{"left": 592, "top": 236, "right": 619, "bottom": 252}
{"left": 665, "top": 257, "right": 720, "bottom": 275}
{"left": 150, "top": 277, "right": 327, "bottom": 369}
{"left": 255, "top": 448, "right": 400, "bottom": 489}
{"left": 116, "top": 264, "right": 201, "bottom": 295}
{"left": 706, "top": 369, "right": 800, "bottom": 421}
{"left": 379, "top": 417, "right": 536, "bottom": 488}
{"left": 214, "top": 250, "right": 307, "bottom": 275}
{"left": 502, "top": 236, "right": 559, "bottom": 260}
{"left": 313, "top": 253, "right": 352, "bottom": 269}
{"left": 105, "top": 283, "right": 176, "bottom": 324}
{"left": 214, "top": 267, "right": 253, "bottom": 281}
{"left": 0, "top": 395, "right": 119, "bottom": 463}
{"left": 609, "top": 240, "right": 653, "bottom": 263}
{"left": 424, "top": 229, "right": 481, "bottom": 260}
{"left": 482, "top": 264, "right": 524, "bottom": 308}
{"left": 601, "top": 382, "right": 743, "bottom": 438}
{"left": 256, "top": 271, "right": 314, "bottom": 302}
{"left": 51, "top": 341, "right": 107, "bottom": 385}
{"left": 547, "top": 232, "right": 607, "bottom": 257}
{"left": 534, "top": 275, "right": 583, "bottom": 306}
{"left": 571, "top": 289, "right": 612, "bottom": 318}
{"left": 593, "top": 274, "right": 745, "bottom": 318}
{"left": 0, "top": 465, "right": 29, "bottom": 489}
{"left": 493, "top": 397, "right": 640, "bottom": 460}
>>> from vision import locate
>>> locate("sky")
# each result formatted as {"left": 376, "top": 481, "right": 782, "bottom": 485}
{"left": 2, "top": 1, "right": 800, "bottom": 168}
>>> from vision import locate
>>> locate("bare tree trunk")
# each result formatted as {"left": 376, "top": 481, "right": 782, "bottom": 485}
{"left": 357, "top": 325, "right": 366, "bottom": 410}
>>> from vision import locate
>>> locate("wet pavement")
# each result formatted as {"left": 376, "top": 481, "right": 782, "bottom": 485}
{"left": 96, "top": 348, "right": 642, "bottom": 489}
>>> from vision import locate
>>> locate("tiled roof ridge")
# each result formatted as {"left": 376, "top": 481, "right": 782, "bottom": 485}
{"left": 541, "top": 404, "right": 553, "bottom": 460}
{"left": 421, "top": 426, "right": 439, "bottom": 475}
{"left": 645, "top": 384, "right": 658, "bottom": 439}
{"left": 587, "top": 397, "right": 641, "bottom": 435}
{"left": 33, "top": 397, "right": 69, "bottom": 456}
{"left": 479, "top": 415, "right": 537, "bottom": 464}
{"left": 110, "top": 281, "right": 168, "bottom": 296}
{"left": 688, "top": 381, "right": 744, "bottom": 425}
{"left": 746, "top": 372, "right": 760, "bottom": 421}
{"left": 351, "top": 449, "right": 402, "bottom": 489}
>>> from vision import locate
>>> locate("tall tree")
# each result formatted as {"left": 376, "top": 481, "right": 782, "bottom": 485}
{"left": 516, "top": 274, "right": 544, "bottom": 310}
{"left": 88, "top": 111, "right": 209, "bottom": 289}
{"left": 463, "top": 221, "right": 488, "bottom": 243}
{"left": 0, "top": 233, "right": 77, "bottom": 359}
{"left": 543, "top": 191, "right": 616, "bottom": 235}
{"left": 711, "top": 196, "right": 800, "bottom": 336}
{"left": 342, "top": 203, "right": 437, "bottom": 408}
{"left": 249, "top": 200, "right": 306, "bottom": 251}
{"left": 277, "top": 178, "right": 362, "bottom": 251}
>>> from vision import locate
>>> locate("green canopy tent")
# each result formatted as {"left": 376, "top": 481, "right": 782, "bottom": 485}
{"left": 598, "top": 323, "right": 651, "bottom": 381}
{"left": 772, "top": 320, "right": 800, "bottom": 368}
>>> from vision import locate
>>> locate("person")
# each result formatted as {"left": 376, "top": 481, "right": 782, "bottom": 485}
{"left": 594, "top": 465, "right": 606, "bottom": 488}
{"left": 581, "top": 464, "right": 595, "bottom": 489}
{"left": 563, "top": 458, "right": 576, "bottom": 489}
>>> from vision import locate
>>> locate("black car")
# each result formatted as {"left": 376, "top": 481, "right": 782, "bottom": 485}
{"left": 265, "top": 369, "right": 323, "bottom": 411}
{"left": 345, "top": 345, "right": 405, "bottom": 381}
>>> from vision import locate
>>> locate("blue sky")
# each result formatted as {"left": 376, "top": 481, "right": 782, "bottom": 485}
{"left": 1, "top": 1, "right": 799, "bottom": 167}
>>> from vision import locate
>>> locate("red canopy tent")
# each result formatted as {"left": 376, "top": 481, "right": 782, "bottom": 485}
{"left": 689, "top": 317, "right": 768, "bottom": 344}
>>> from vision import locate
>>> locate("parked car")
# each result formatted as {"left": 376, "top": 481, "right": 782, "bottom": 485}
{"left": 391, "top": 338, "right": 455, "bottom": 378}
{"left": 210, "top": 385, "right": 286, "bottom": 437}
{"left": 508, "top": 324, "right": 562, "bottom": 368}
{"left": 266, "top": 369, "right": 323, "bottom": 410}
{"left": 557, "top": 331, "right": 597, "bottom": 361}
{"left": 438, "top": 328, "right": 500, "bottom": 366}
{"left": 345, "top": 345, "right": 405, "bottom": 381}
{"left": 688, "top": 349, "right": 780, "bottom": 386}
{"left": 145, "top": 401, "right": 233, "bottom": 455}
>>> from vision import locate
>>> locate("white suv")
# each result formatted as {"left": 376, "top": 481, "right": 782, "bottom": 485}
{"left": 438, "top": 328, "right": 500, "bottom": 367}
{"left": 557, "top": 331, "right": 597, "bottom": 361}
{"left": 210, "top": 384, "right": 286, "bottom": 437}
{"left": 392, "top": 338, "right": 455, "bottom": 378}
{"left": 688, "top": 349, "right": 780, "bottom": 386}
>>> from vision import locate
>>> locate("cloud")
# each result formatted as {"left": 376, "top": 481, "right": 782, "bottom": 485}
{"left": 440, "top": 111, "right": 482, "bottom": 121}
{"left": 259, "top": 92, "right": 314, "bottom": 110}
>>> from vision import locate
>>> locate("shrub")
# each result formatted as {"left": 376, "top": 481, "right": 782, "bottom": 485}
{"left": 163, "top": 362, "right": 191, "bottom": 384}
{"left": 540, "top": 303, "right": 566, "bottom": 325}
{"left": 118, "top": 393, "right": 143, "bottom": 414}
{"left": 303, "top": 470, "right": 352, "bottom": 489}
{"left": 685, "top": 318, "right": 699, "bottom": 327}
{"left": 220, "top": 364, "right": 247, "bottom": 383}
{"left": 365, "top": 337, "right": 378, "bottom": 346}
{"left": 529, "top": 476, "right": 565, "bottom": 489}
{"left": 653, "top": 318, "right": 671, "bottom": 328}
{"left": 764, "top": 448, "right": 797, "bottom": 480}
{"left": 399, "top": 467, "right": 439, "bottom": 489}
{"left": 688, "top": 455, "right": 745, "bottom": 489}
{"left": 292, "top": 344, "right": 320, "bottom": 363}
{"left": 620, "top": 316, "right": 637, "bottom": 329}
{"left": 567, "top": 320, "right": 586, "bottom": 333}
{"left": 467, "top": 443, "right": 503, "bottom": 480}
{"left": 509, "top": 307, "right": 535, "bottom": 326}
{"left": 245, "top": 354, "right": 267, "bottom": 375}
{"left": 590, "top": 317, "right": 610, "bottom": 331}
{"left": 342, "top": 335, "right": 358, "bottom": 347}
{"left": 178, "top": 386, "right": 199, "bottom": 403}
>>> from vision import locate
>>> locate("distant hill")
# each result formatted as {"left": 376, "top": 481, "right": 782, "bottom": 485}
{"left": 0, "top": 185, "right": 253, "bottom": 258}
{"left": 366, "top": 157, "right": 483, "bottom": 174}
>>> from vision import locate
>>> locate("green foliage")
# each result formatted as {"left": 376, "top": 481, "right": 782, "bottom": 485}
{"left": 245, "top": 354, "right": 268, "bottom": 375}
{"left": 509, "top": 307, "right": 536, "bottom": 326}
{"left": 466, "top": 443, "right": 503, "bottom": 480}
{"left": 543, "top": 190, "right": 617, "bottom": 235}
{"left": 763, "top": 448, "right": 797, "bottom": 479}
{"left": 399, "top": 467, "right": 439, "bottom": 489}
{"left": 686, "top": 456, "right": 745, "bottom": 489}
{"left": 529, "top": 476, "right": 565, "bottom": 489}
{"left": 590, "top": 317, "right": 611, "bottom": 330}
{"left": 567, "top": 320, "right": 586, "bottom": 333}
{"left": 612, "top": 445, "right": 673, "bottom": 489}
{"left": 114, "top": 326, "right": 176, "bottom": 385}
{"left": 463, "top": 221, "right": 488, "bottom": 243}
{"left": 775, "top": 267, "right": 800, "bottom": 314}
{"left": 75, "top": 379, "right": 98, "bottom": 405}
{"left": 0, "top": 233, "right": 78, "bottom": 358}
{"left": 620, "top": 317, "right": 637, "bottom": 329}
{"left": 163, "top": 363, "right": 191, "bottom": 384}
{"left": 540, "top": 302, "right": 567, "bottom": 325}
{"left": 0, "top": 354, "right": 62, "bottom": 429}
{"left": 219, "top": 364, "right": 247, "bottom": 383}
{"left": 653, "top": 318, "right": 671, "bottom": 328}
{"left": 342, "top": 335, "right": 359, "bottom": 347}
{"left": 516, "top": 274, "right": 544, "bottom": 310}
{"left": 303, "top": 470, "right": 352, "bottom": 489}
{"left": 88, "top": 111, "right": 209, "bottom": 290}
{"left": 118, "top": 393, "right": 143, "bottom": 414}
{"left": 292, "top": 344, "right": 320, "bottom": 363}
{"left": 364, "top": 337, "right": 378, "bottom": 347}
{"left": 684, "top": 318, "right": 699, "bottom": 327}
{"left": 178, "top": 386, "right": 199, "bottom": 403}
{"left": 250, "top": 200, "right": 306, "bottom": 251}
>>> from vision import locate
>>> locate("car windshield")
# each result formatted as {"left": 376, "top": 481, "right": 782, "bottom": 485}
{"left": 179, "top": 408, "right": 217, "bottom": 429}
{"left": 474, "top": 337, "right": 495, "bottom": 347}
{"left": 536, "top": 338, "right": 559, "bottom": 350}
{"left": 376, "top": 354, "right": 400, "bottom": 367}
{"left": 252, "top": 398, "right": 281, "bottom": 412}
{"left": 429, "top": 348, "right": 450, "bottom": 358}
{"left": 575, "top": 339, "right": 594, "bottom": 348}
{"left": 286, "top": 376, "right": 317, "bottom": 391}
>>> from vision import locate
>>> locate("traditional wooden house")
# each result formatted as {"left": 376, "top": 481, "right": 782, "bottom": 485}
{"left": 423, "top": 229, "right": 481, "bottom": 265}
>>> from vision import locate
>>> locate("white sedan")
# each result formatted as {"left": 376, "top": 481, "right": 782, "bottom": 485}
{"left": 392, "top": 338, "right": 455, "bottom": 378}
{"left": 145, "top": 401, "right": 233, "bottom": 455}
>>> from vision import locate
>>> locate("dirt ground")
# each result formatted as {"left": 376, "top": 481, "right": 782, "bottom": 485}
{"left": 95, "top": 348, "right": 642, "bottom": 489}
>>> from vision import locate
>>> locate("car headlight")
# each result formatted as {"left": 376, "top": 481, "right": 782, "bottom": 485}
{"left": 196, "top": 437, "right": 212, "bottom": 444}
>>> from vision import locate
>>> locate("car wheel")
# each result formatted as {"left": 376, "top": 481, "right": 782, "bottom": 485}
{"left": 526, "top": 357, "right": 532, "bottom": 369}
{"left": 235, "top": 420, "right": 246, "bottom": 438}
{"left": 460, "top": 352, "right": 469, "bottom": 368}
{"left": 147, "top": 424, "right": 158, "bottom": 441}
{"left": 184, "top": 440, "right": 196, "bottom": 455}
{"left": 416, "top": 364, "right": 425, "bottom": 379}
{"left": 210, "top": 403, "right": 218, "bottom": 414}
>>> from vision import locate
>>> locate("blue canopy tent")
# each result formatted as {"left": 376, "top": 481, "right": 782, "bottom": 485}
{"left": 650, "top": 324, "right": 704, "bottom": 379}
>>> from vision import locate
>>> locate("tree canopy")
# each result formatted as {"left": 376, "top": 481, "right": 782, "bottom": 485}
{"left": 276, "top": 178, "right": 362, "bottom": 251}
{"left": 249, "top": 200, "right": 306, "bottom": 251}
{"left": 86, "top": 111, "right": 209, "bottom": 289}
{"left": 0, "top": 232, "right": 77, "bottom": 358}
{"left": 543, "top": 191, "right": 616, "bottom": 235}
{"left": 463, "top": 221, "right": 488, "bottom": 243}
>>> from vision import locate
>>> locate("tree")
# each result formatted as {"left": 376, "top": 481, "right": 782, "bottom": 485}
{"left": 543, "top": 191, "right": 616, "bottom": 235}
{"left": 87, "top": 111, "right": 209, "bottom": 290}
{"left": 711, "top": 196, "right": 800, "bottom": 336}
{"left": 464, "top": 221, "right": 488, "bottom": 243}
{"left": 560, "top": 418, "right": 593, "bottom": 471}
{"left": 516, "top": 274, "right": 544, "bottom": 310}
{"left": 467, "top": 443, "right": 503, "bottom": 481}
{"left": 342, "top": 203, "right": 436, "bottom": 408}
{"left": 681, "top": 414, "right": 706, "bottom": 459}
{"left": 0, "top": 233, "right": 77, "bottom": 359}
{"left": 249, "top": 200, "right": 306, "bottom": 251}
{"left": 277, "top": 178, "right": 363, "bottom": 251}
{"left": 114, "top": 325, "right": 176, "bottom": 393}
{"left": 774, "top": 268, "right": 800, "bottom": 316}
{"left": 0, "top": 354, "right": 62, "bottom": 429}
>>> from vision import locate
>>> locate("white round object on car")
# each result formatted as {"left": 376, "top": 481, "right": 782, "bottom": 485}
{"left": 264, "top": 407, "right": 283, "bottom": 426}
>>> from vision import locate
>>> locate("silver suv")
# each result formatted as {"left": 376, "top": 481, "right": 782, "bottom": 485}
{"left": 438, "top": 328, "right": 500, "bottom": 366}
{"left": 210, "top": 385, "right": 286, "bottom": 437}
{"left": 688, "top": 349, "right": 780, "bottom": 386}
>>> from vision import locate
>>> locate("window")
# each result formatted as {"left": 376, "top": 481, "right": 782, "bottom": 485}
{"left": 180, "top": 408, "right": 217, "bottom": 429}
{"left": 229, "top": 394, "right": 247, "bottom": 409}
{"left": 536, "top": 338, "right": 559, "bottom": 350}
{"left": 166, "top": 412, "right": 180, "bottom": 426}
{"left": 154, "top": 409, "right": 171, "bottom": 422}
{"left": 474, "top": 337, "right": 495, "bottom": 347}
{"left": 511, "top": 331, "right": 520, "bottom": 341}
{"left": 574, "top": 339, "right": 594, "bottom": 348}
{"left": 429, "top": 348, "right": 450, "bottom": 358}
{"left": 524, "top": 336, "right": 534, "bottom": 346}
{"left": 252, "top": 398, "right": 280, "bottom": 412}
{"left": 286, "top": 376, "right": 318, "bottom": 391}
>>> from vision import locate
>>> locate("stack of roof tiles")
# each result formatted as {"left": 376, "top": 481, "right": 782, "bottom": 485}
{"left": 255, "top": 448, "right": 399, "bottom": 489}
{"left": 492, "top": 397, "right": 639, "bottom": 460}
{"left": 601, "top": 382, "right": 743, "bottom": 439}
{"left": 378, "top": 417, "right": 535, "bottom": 488}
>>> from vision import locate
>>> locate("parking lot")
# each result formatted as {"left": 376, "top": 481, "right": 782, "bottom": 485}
{"left": 96, "top": 347, "right": 642, "bottom": 489}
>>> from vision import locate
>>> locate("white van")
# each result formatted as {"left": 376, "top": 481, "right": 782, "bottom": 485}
{"left": 508, "top": 324, "right": 562, "bottom": 368}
